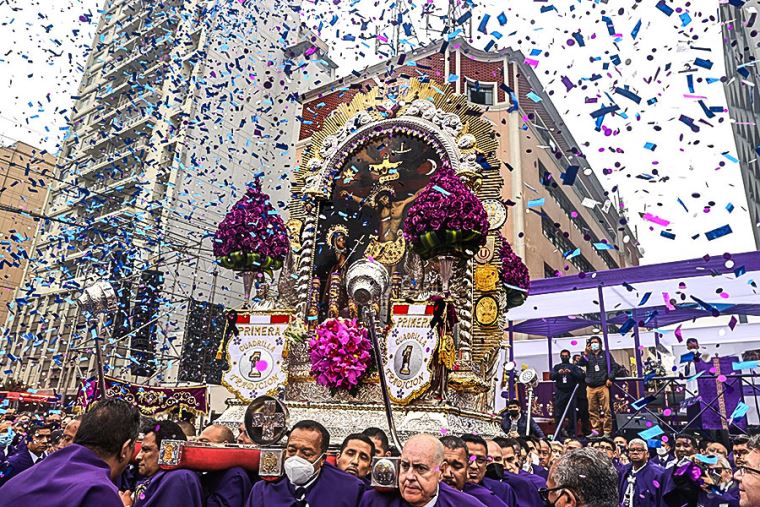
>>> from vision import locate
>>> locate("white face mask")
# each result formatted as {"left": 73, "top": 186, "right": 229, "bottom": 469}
{"left": 656, "top": 447, "right": 668, "bottom": 456}
{"left": 590, "top": 343, "right": 600, "bottom": 352}
{"left": 284, "top": 454, "right": 323, "bottom": 486}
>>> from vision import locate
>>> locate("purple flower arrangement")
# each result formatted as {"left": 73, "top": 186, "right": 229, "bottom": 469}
{"left": 498, "top": 235, "right": 530, "bottom": 309}
{"left": 402, "top": 162, "right": 489, "bottom": 260}
{"left": 309, "top": 318, "right": 373, "bottom": 394}
{"left": 213, "top": 179, "right": 289, "bottom": 273}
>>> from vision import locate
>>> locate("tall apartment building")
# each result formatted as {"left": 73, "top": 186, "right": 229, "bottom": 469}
{"left": 720, "top": 0, "right": 760, "bottom": 248}
{"left": 0, "top": 141, "right": 56, "bottom": 327}
{"left": 296, "top": 39, "right": 642, "bottom": 281}
{"left": 1, "top": 0, "right": 335, "bottom": 395}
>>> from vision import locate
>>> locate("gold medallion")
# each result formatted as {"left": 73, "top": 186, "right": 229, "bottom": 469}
{"left": 481, "top": 199, "right": 508, "bottom": 231}
{"left": 475, "top": 295, "right": 499, "bottom": 327}
{"left": 474, "top": 264, "right": 499, "bottom": 292}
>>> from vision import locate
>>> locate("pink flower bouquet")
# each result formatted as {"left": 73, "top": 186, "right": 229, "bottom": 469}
{"left": 309, "top": 318, "right": 373, "bottom": 394}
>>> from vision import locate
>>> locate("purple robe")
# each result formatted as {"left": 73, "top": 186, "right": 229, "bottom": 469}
{"left": 134, "top": 469, "right": 203, "bottom": 507}
{"left": 359, "top": 481, "right": 486, "bottom": 506}
{"left": 0, "top": 447, "right": 42, "bottom": 487}
{"left": 517, "top": 470, "right": 546, "bottom": 489}
{"left": 483, "top": 477, "right": 517, "bottom": 506}
{"left": 464, "top": 482, "right": 509, "bottom": 506}
{"left": 202, "top": 466, "right": 253, "bottom": 507}
{"left": 651, "top": 454, "right": 675, "bottom": 469}
{"left": 696, "top": 356, "right": 746, "bottom": 431}
{"left": 246, "top": 463, "right": 364, "bottom": 507}
{"left": 502, "top": 471, "right": 543, "bottom": 507}
{"left": 0, "top": 443, "right": 122, "bottom": 507}
{"left": 531, "top": 465, "right": 548, "bottom": 479}
{"left": 618, "top": 461, "right": 665, "bottom": 507}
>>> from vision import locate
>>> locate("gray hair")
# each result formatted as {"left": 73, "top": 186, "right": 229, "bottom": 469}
{"left": 551, "top": 448, "right": 619, "bottom": 507}
{"left": 748, "top": 434, "right": 760, "bottom": 452}
{"left": 628, "top": 438, "right": 647, "bottom": 449}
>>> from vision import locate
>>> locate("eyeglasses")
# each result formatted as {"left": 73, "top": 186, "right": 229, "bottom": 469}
{"left": 736, "top": 465, "right": 760, "bottom": 477}
{"left": 539, "top": 486, "right": 574, "bottom": 505}
{"left": 628, "top": 448, "right": 647, "bottom": 453}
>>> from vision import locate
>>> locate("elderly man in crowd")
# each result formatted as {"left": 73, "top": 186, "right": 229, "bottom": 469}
{"left": 544, "top": 447, "right": 619, "bottom": 507}
{"left": 618, "top": 438, "right": 664, "bottom": 507}
{"left": 360, "top": 433, "right": 485, "bottom": 506}
{"left": 247, "top": 420, "right": 364, "bottom": 507}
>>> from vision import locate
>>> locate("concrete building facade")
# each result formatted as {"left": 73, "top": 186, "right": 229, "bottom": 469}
{"left": 1, "top": 0, "right": 334, "bottom": 395}
{"left": 720, "top": 0, "right": 760, "bottom": 248}
{"left": 0, "top": 142, "right": 56, "bottom": 327}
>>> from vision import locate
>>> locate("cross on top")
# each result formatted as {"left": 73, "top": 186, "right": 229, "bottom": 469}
{"left": 249, "top": 399, "right": 286, "bottom": 442}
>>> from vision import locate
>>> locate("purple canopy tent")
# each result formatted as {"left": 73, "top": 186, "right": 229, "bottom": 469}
{"left": 503, "top": 251, "right": 760, "bottom": 406}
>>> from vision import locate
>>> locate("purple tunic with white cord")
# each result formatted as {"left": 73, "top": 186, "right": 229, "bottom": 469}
{"left": 464, "top": 482, "right": 509, "bottom": 506}
{"left": 359, "top": 481, "right": 486, "bottom": 506}
{"left": 0, "top": 443, "right": 122, "bottom": 507}
{"left": 133, "top": 469, "right": 203, "bottom": 507}
{"left": 246, "top": 463, "right": 364, "bottom": 507}
{"left": 617, "top": 461, "right": 665, "bottom": 507}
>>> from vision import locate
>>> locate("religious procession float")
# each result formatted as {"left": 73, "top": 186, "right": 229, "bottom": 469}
{"left": 156, "top": 79, "right": 531, "bottom": 478}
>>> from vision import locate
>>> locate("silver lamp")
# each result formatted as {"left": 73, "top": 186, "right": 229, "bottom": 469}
{"left": 345, "top": 259, "right": 401, "bottom": 450}
{"left": 77, "top": 280, "right": 119, "bottom": 399}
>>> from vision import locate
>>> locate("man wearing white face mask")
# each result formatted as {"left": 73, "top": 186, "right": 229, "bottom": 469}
{"left": 577, "top": 336, "right": 621, "bottom": 438}
{"left": 245, "top": 420, "right": 364, "bottom": 507}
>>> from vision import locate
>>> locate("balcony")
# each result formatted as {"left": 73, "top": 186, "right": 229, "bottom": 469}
{"left": 78, "top": 143, "right": 146, "bottom": 178}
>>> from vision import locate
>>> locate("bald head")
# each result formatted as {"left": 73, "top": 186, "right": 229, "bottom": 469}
{"left": 403, "top": 434, "right": 444, "bottom": 465}
{"left": 198, "top": 424, "right": 235, "bottom": 444}
{"left": 400, "top": 434, "right": 445, "bottom": 507}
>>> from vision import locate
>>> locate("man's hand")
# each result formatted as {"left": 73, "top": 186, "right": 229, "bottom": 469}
{"left": 119, "top": 490, "right": 133, "bottom": 506}
{"left": 508, "top": 431, "right": 519, "bottom": 438}
{"left": 605, "top": 379, "right": 612, "bottom": 387}
{"left": 339, "top": 190, "right": 349, "bottom": 198}
{"left": 584, "top": 343, "right": 591, "bottom": 355}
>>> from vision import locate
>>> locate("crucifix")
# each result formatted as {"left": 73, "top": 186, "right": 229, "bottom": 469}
{"left": 247, "top": 399, "right": 287, "bottom": 443}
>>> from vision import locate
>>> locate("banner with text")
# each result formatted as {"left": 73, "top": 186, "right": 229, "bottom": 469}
{"left": 222, "top": 312, "right": 290, "bottom": 402}
{"left": 385, "top": 304, "right": 437, "bottom": 405}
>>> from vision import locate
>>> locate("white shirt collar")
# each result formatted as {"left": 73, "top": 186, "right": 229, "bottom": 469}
{"left": 28, "top": 449, "right": 45, "bottom": 463}
{"left": 422, "top": 485, "right": 439, "bottom": 507}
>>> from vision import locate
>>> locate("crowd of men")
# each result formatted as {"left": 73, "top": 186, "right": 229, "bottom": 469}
{"left": 0, "top": 399, "right": 758, "bottom": 507}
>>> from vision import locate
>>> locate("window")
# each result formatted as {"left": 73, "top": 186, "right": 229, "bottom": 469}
{"left": 467, "top": 81, "right": 494, "bottom": 106}
{"left": 544, "top": 263, "right": 557, "bottom": 279}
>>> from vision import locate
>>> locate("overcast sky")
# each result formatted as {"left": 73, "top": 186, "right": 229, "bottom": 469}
{"left": 0, "top": 0, "right": 755, "bottom": 266}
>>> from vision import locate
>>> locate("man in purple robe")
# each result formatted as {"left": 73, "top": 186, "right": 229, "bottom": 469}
{"left": 0, "top": 398, "right": 140, "bottom": 507}
{"left": 439, "top": 435, "right": 507, "bottom": 506}
{"left": 0, "top": 423, "right": 51, "bottom": 486}
{"left": 246, "top": 419, "right": 364, "bottom": 507}
{"left": 128, "top": 420, "right": 203, "bottom": 507}
{"left": 492, "top": 437, "right": 543, "bottom": 507}
{"left": 197, "top": 423, "right": 254, "bottom": 507}
{"left": 461, "top": 433, "right": 515, "bottom": 506}
{"left": 336, "top": 433, "right": 375, "bottom": 484}
{"left": 360, "top": 433, "right": 485, "bottom": 506}
{"left": 618, "top": 438, "right": 665, "bottom": 507}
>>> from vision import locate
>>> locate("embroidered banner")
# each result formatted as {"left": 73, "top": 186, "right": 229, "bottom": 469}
{"left": 222, "top": 312, "right": 291, "bottom": 402}
{"left": 385, "top": 304, "right": 437, "bottom": 405}
{"left": 77, "top": 376, "right": 208, "bottom": 416}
